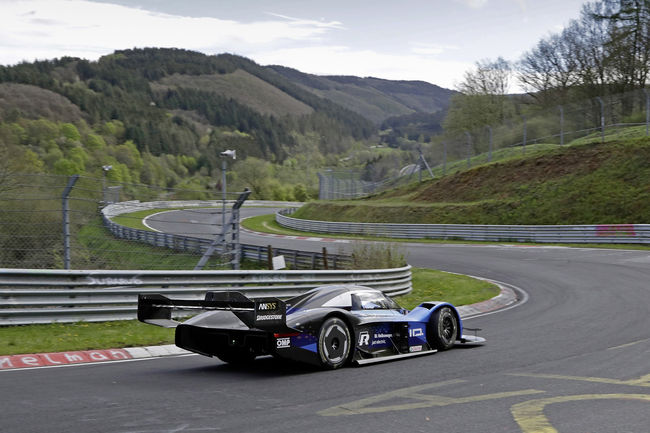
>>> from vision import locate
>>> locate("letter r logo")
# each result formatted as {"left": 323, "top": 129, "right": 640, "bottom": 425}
{"left": 358, "top": 331, "right": 370, "bottom": 346}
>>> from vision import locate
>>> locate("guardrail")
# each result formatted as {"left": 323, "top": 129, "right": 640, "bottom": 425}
{"left": 101, "top": 203, "right": 348, "bottom": 269}
{"left": 103, "top": 215, "right": 348, "bottom": 269}
{"left": 0, "top": 266, "right": 412, "bottom": 325}
{"left": 276, "top": 209, "right": 650, "bottom": 244}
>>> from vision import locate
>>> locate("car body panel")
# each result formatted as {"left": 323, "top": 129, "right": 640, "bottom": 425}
{"left": 138, "top": 284, "right": 484, "bottom": 368}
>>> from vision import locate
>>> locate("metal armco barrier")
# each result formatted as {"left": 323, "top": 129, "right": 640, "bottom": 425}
{"left": 0, "top": 266, "right": 412, "bottom": 325}
{"left": 101, "top": 204, "right": 348, "bottom": 270}
{"left": 276, "top": 209, "right": 650, "bottom": 244}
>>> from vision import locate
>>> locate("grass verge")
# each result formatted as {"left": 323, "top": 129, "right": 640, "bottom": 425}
{"left": 0, "top": 321, "right": 175, "bottom": 356}
{"left": 0, "top": 268, "right": 498, "bottom": 355}
{"left": 395, "top": 268, "right": 498, "bottom": 310}
{"left": 242, "top": 213, "right": 650, "bottom": 250}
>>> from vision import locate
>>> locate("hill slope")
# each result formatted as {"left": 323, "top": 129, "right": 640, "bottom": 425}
{"left": 269, "top": 65, "right": 454, "bottom": 124}
{"left": 293, "top": 139, "right": 650, "bottom": 225}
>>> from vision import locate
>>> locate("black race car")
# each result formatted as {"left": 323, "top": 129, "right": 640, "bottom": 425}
{"left": 138, "top": 285, "right": 485, "bottom": 369}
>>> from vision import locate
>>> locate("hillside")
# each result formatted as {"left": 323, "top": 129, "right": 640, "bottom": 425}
{"left": 0, "top": 83, "right": 83, "bottom": 122}
{"left": 0, "top": 48, "right": 377, "bottom": 161}
{"left": 269, "top": 65, "right": 454, "bottom": 124}
{"left": 292, "top": 138, "right": 650, "bottom": 225}
{"left": 0, "top": 48, "right": 457, "bottom": 200}
{"left": 154, "top": 70, "right": 314, "bottom": 117}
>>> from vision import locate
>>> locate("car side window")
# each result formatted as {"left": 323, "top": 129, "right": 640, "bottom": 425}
{"left": 354, "top": 291, "right": 395, "bottom": 310}
{"left": 322, "top": 293, "right": 352, "bottom": 309}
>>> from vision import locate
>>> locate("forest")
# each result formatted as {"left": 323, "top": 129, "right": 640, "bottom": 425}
{"left": 1, "top": 0, "right": 650, "bottom": 201}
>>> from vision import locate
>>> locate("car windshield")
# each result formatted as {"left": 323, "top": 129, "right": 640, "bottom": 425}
{"left": 287, "top": 287, "right": 401, "bottom": 312}
{"left": 352, "top": 290, "right": 401, "bottom": 310}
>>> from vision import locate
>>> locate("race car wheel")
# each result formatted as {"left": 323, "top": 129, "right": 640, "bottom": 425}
{"left": 428, "top": 307, "right": 458, "bottom": 350}
{"left": 215, "top": 348, "right": 256, "bottom": 365}
{"left": 317, "top": 317, "right": 351, "bottom": 369}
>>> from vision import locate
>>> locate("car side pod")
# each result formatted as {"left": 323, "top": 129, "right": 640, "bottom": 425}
{"left": 455, "top": 327, "right": 486, "bottom": 346}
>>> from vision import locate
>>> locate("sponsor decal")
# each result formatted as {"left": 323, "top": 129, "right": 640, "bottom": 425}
{"left": 409, "top": 345, "right": 423, "bottom": 353}
{"left": 85, "top": 276, "right": 143, "bottom": 286}
{"left": 373, "top": 333, "right": 392, "bottom": 339}
{"left": 276, "top": 338, "right": 291, "bottom": 349}
{"left": 596, "top": 224, "right": 636, "bottom": 237}
{"left": 371, "top": 339, "right": 386, "bottom": 346}
{"left": 358, "top": 331, "right": 370, "bottom": 346}
{"left": 256, "top": 314, "right": 282, "bottom": 321}
{"left": 0, "top": 349, "right": 131, "bottom": 370}
{"left": 257, "top": 302, "right": 278, "bottom": 311}
{"left": 409, "top": 328, "right": 424, "bottom": 338}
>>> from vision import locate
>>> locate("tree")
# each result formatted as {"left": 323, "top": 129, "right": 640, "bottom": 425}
{"left": 457, "top": 57, "right": 512, "bottom": 97}
{"left": 518, "top": 32, "right": 579, "bottom": 105}
{"left": 443, "top": 57, "right": 515, "bottom": 136}
{"left": 593, "top": 0, "right": 650, "bottom": 90}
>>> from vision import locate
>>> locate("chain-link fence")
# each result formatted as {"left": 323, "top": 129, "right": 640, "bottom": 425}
{"left": 319, "top": 89, "right": 650, "bottom": 199}
{"left": 0, "top": 173, "right": 247, "bottom": 270}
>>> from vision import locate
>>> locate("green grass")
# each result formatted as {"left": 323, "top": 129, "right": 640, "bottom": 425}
{"left": 0, "top": 321, "right": 175, "bottom": 356}
{"left": 0, "top": 268, "right": 498, "bottom": 355}
{"left": 111, "top": 208, "right": 169, "bottom": 230}
{"left": 75, "top": 218, "right": 229, "bottom": 270}
{"left": 395, "top": 268, "right": 498, "bottom": 310}
{"left": 293, "top": 138, "right": 650, "bottom": 226}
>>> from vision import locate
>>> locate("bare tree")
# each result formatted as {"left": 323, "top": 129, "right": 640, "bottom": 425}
{"left": 518, "top": 32, "right": 579, "bottom": 105}
{"left": 593, "top": 0, "right": 650, "bottom": 90}
{"left": 443, "top": 58, "right": 515, "bottom": 139}
{"left": 457, "top": 57, "right": 512, "bottom": 97}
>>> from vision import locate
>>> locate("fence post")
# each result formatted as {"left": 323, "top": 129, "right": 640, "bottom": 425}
{"left": 443, "top": 141, "right": 447, "bottom": 175}
{"left": 322, "top": 247, "right": 329, "bottom": 270}
{"left": 61, "top": 174, "right": 80, "bottom": 270}
{"left": 464, "top": 131, "right": 471, "bottom": 168}
{"left": 558, "top": 105, "right": 564, "bottom": 145}
{"left": 596, "top": 96, "right": 605, "bottom": 142}
{"left": 522, "top": 115, "right": 527, "bottom": 154}
{"left": 643, "top": 89, "right": 650, "bottom": 137}
{"left": 486, "top": 125, "right": 492, "bottom": 162}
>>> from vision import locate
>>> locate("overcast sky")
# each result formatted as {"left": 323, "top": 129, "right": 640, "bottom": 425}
{"left": 1, "top": 0, "right": 587, "bottom": 89}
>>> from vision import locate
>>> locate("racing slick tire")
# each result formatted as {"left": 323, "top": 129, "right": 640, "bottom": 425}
{"left": 317, "top": 317, "right": 351, "bottom": 369}
{"left": 215, "top": 348, "right": 256, "bottom": 365}
{"left": 427, "top": 306, "right": 458, "bottom": 351}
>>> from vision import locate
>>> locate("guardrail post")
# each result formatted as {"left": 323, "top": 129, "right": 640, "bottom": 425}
{"left": 322, "top": 247, "right": 329, "bottom": 270}
{"left": 62, "top": 174, "right": 79, "bottom": 270}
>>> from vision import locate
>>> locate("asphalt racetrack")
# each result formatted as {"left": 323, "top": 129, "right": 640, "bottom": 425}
{"left": 2, "top": 207, "right": 650, "bottom": 433}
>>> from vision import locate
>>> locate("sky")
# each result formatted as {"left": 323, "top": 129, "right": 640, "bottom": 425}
{"left": 0, "top": 0, "right": 588, "bottom": 89}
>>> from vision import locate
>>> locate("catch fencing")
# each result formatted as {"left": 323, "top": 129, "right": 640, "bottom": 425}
{"left": 0, "top": 266, "right": 412, "bottom": 325}
{"left": 319, "top": 88, "right": 650, "bottom": 199}
{"left": 0, "top": 174, "right": 315, "bottom": 271}
{"left": 101, "top": 201, "right": 348, "bottom": 270}
{"left": 276, "top": 209, "right": 650, "bottom": 245}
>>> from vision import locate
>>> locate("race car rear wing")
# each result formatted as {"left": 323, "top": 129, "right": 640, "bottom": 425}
{"left": 138, "top": 291, "right": 294, "bottom": 332}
